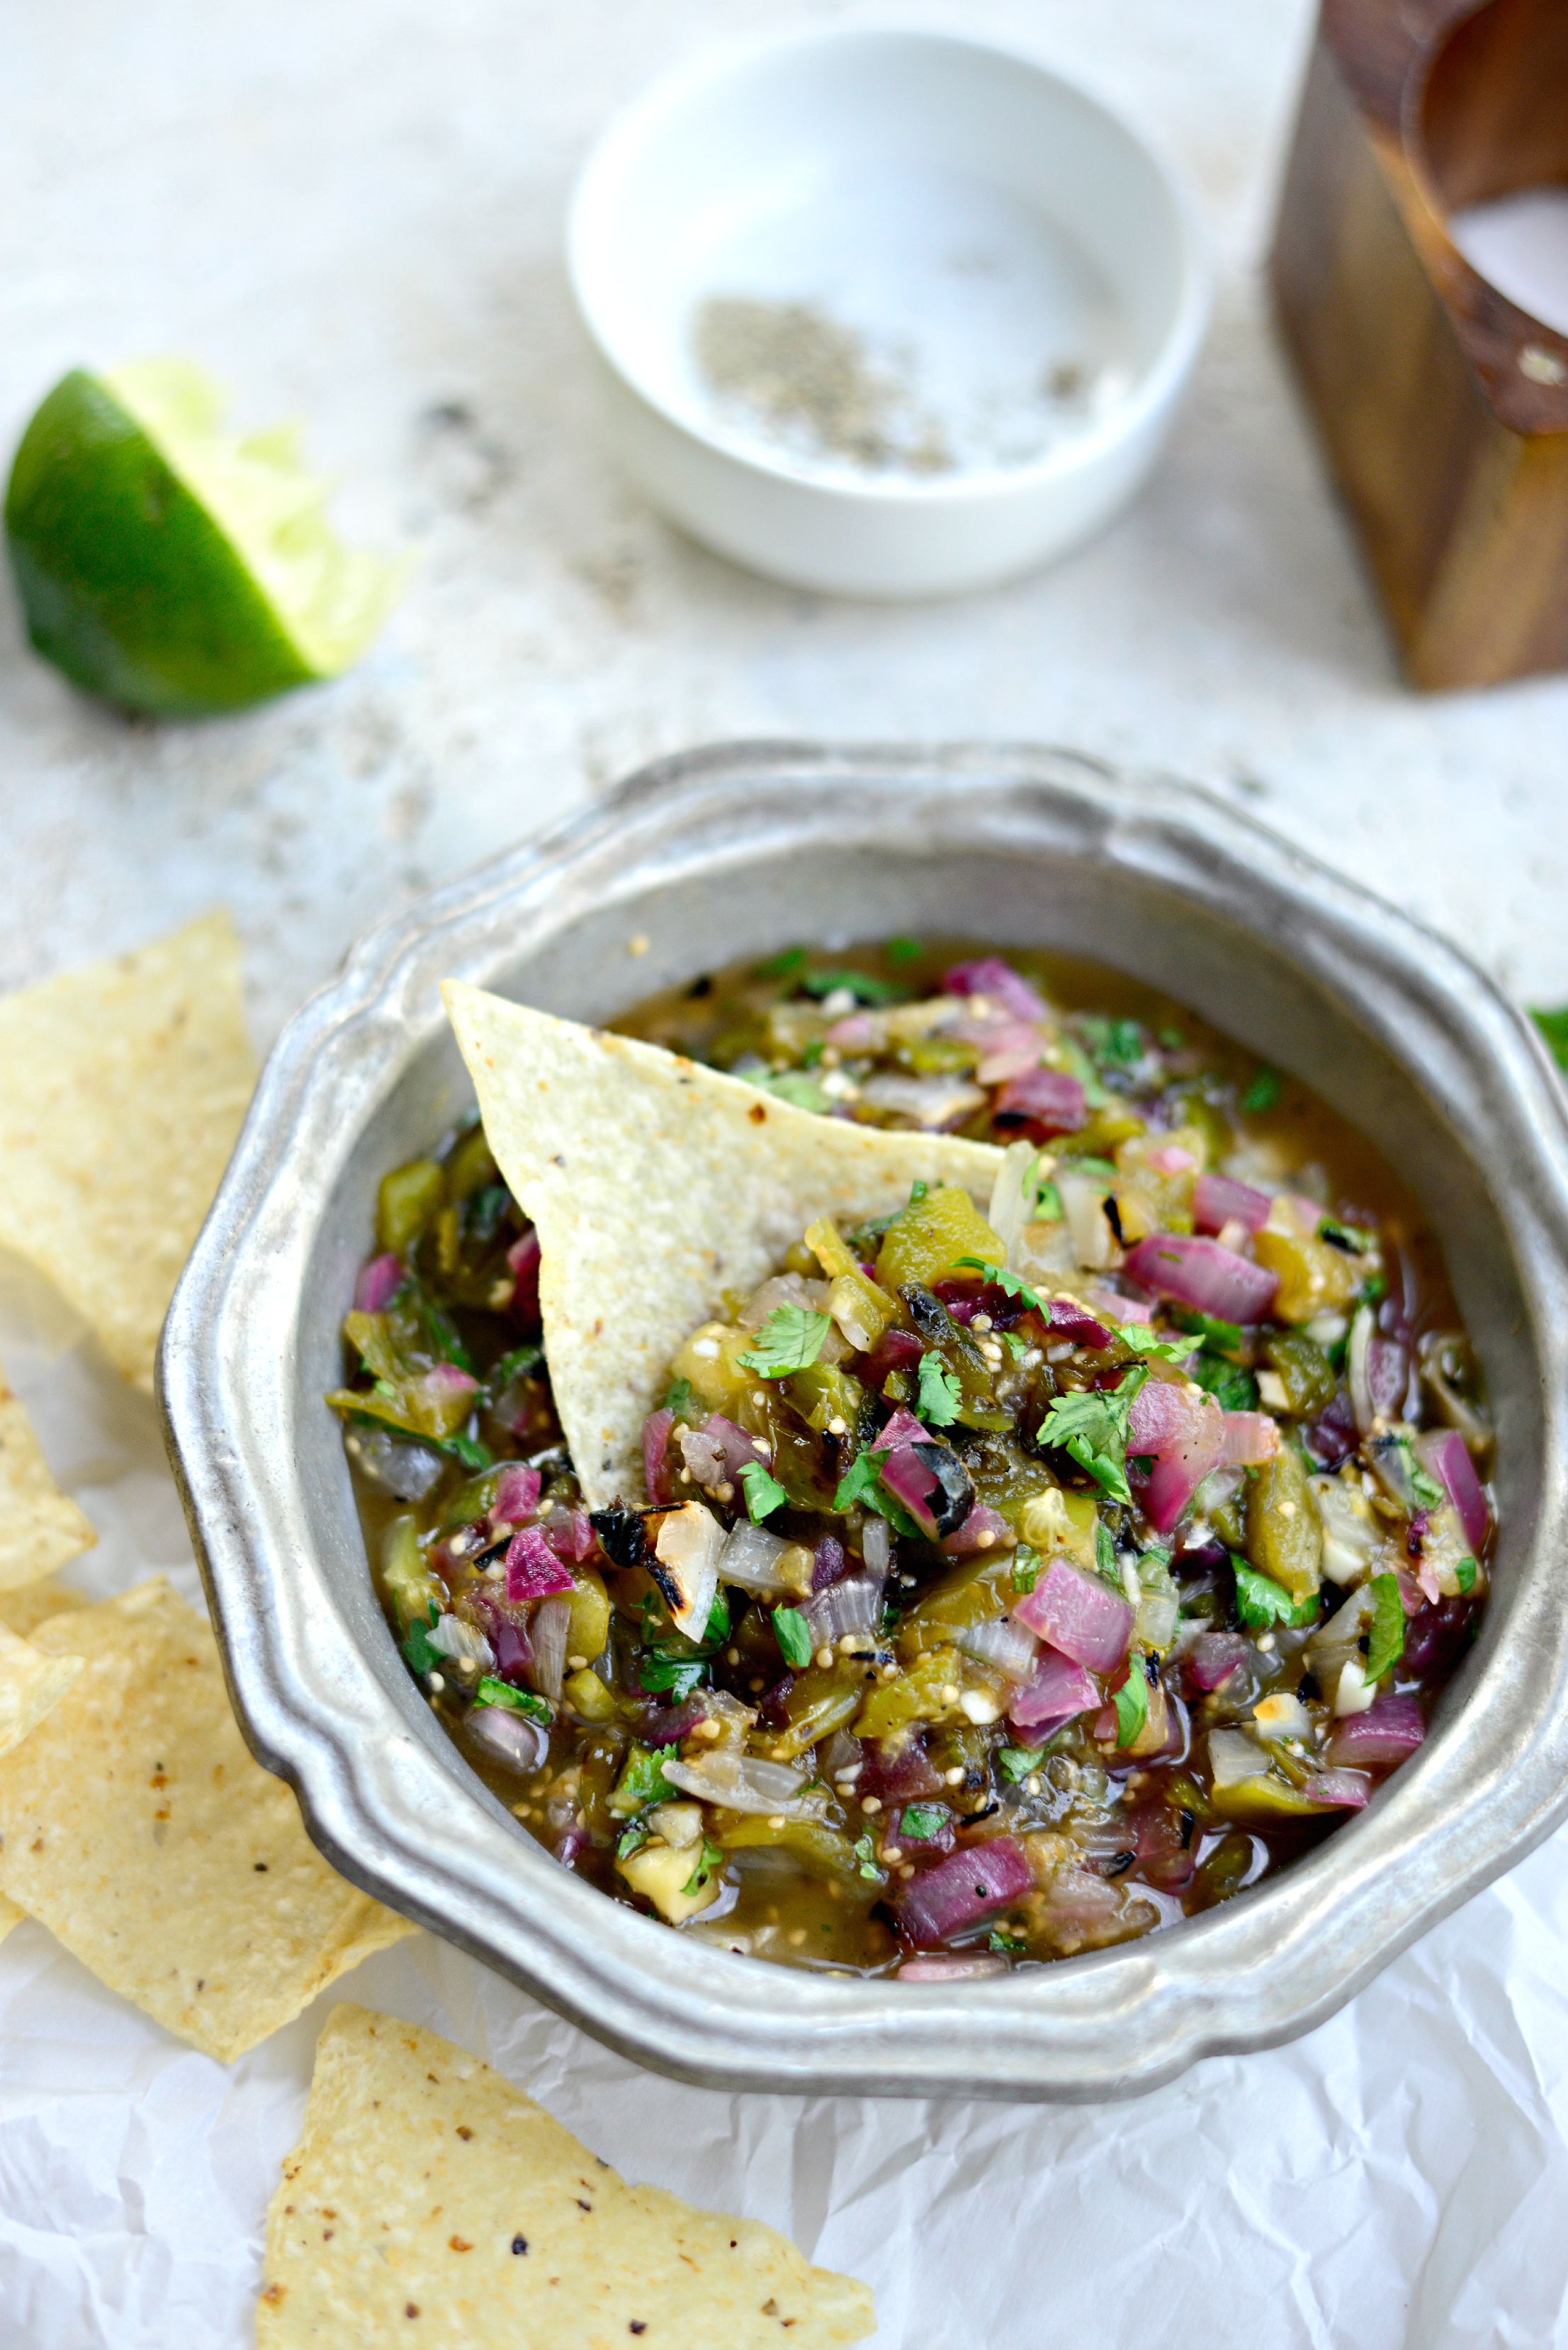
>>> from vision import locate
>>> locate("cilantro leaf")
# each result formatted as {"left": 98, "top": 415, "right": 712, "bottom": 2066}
{"left": 899, "top": 1804, "right": 947, "bottom": 1842}
{"left": 1242, "top": 1066, "right": 1282, "bottom": 1114}
{"left": 616, "top": 1819, "right": 650, "bottom": 1860}
{"left": 1365, "top": 1571, "right": 1405, "bottom": 1682}
{"left": 610, "top": 1742, "right": 679, "bottom": 1816}
{"left": 1171, "top": 1306, "right": 1246, "bottom": 1359}
{"left": 402, "top": 1603, "right": 444, "bottom": 1677}
{"left": 1190, "top": 1352, "right": 1260, "bottom": 1413}
{"left": 1233, "top": 1562, "right": 1319, "bottom": 1631}
{"left": 988, "top": 1929, "right": 1029, "bottom": 1955}
{"left": 662, "top": 1375, "right": 695, "bottom": 1420}
{"left": 772, "top": 1605, "right": 813, "bottom": 1669}
{"left": 908, "top": 1178, "right": 928, "bottom": 1208}
{"left": 1113, "top": 1667, "right": 1149, "bottom": 1748}
{"left": 704, "top": 1591, "right": 731, "bottom": 1646}
{"left": 1318, "top": 1218, "right": 1372, "bottom": 1255}
{"left": 738, "top": 1459, "right": 788, "bottom": 1522}
{"left": 1455, "top": 1556, "right": 1478, "bottom": 1594}
{"left": 473, "top": 1677, "right": 553, "bottom": 1722}
{"left": 1011, "top": 1543, "right": 1041, "bottom": 1596}
{"left": 755, "top": 946, "right": 807, "bottom": 979}
{"left": 1095, "top": 1518, "right": 1117, "bottom": 1580}
{"left": 1037, "top": 1366, "right": 1149, "bottom": 1506}
{"left": 738, "top": 1305, "right": 832, "bottom": 1377}
{"left": 833, "top": 1448, "right": 923, "bottom": 1537}
{"left": 957, "top": 1256, "right": 1046, "bottom": 1312}
{"left": 485, "top": 1342, "right": 544, "bottom": 1396}
{"left": 635, "top": 1645, "right": 707, "bottom": 1700}
{"left": 998, "top": 1744, "right": 1047, "bottom": 1783}
{"left": 916, "top": 1352, "right": 962, "bottom": 1427}
{"left": 852, "top": 1833, "right": 884, "bottom": 1882}
{"left": 682, "top": 1837, "right": 725, "bottom": 1897}
{"left": 1117, "top": 1323, "right": 1195, "bottom": 1365}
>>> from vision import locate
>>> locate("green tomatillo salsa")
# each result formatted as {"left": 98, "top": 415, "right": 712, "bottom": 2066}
{"left": 329, "top": 942, "right": 1494, "bottom": 1979}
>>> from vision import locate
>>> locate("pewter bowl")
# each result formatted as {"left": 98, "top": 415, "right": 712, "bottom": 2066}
{"left": 160, "top": 745, "right": 1568, "bottom": 2103}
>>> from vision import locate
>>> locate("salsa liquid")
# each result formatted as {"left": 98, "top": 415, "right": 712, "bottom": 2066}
{"left": 334, "top": 942, "right": 1491, "bottom": 1976}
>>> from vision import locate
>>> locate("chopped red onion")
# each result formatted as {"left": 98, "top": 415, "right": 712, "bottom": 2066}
{"left": 493, "top": 1463, "right": 542, "bottom": 1527}
{"left": 1008, "top": 1642, "right": 1098, "bottom": 1730}
{"left": 993, "top": 1067, "right": 1088, "bottom": 1136}
{"left": 862, "top": 1329, "right": 923, "bottom": 1389}
{"left": 1013, "top": 1560, "right": 1133, "bottom": 1673}
{"left": 878, "top": 1442, "right": 973, "bottom": 1539}
{"left": 1222, "top": 1411, "right": 1280, "bottom": 1467}
{"left": 1123, "top": 1233, "right": 1279, "bottom": 1323}
{"left": 504, "top": 1526, "right": 574, "bottom": 1603}
{"left": 1302, "top": 1768, "right": 1371, "bottom": 1809}
{"left": 542, "top": 1506, "right": 595, "bottom": 1564}
{"left": 1401, "top": 1597, "right": 1470, "bottom": 1678}
{"left": 942, "top": 957, "right": 1050, "bottom": 1024}
{"left": 1127, "top": 1379, "right": 1226, "bottom": 1535}
{"left": 858, "top": 1734, "right": 946, "bottom": 1805}
{"left": 529, "top": 1593, "right": 571, "bottom": 1702}
{"left": 1192, "top": 1173, "right": 1271, "bottom": 1234}
{"left": 420, "top": 1362, "right": 479, "bottom": 1403}
{"left": 1185, "top": 1630, "right": 1250, "bottom": 1693}
{"left": 1131, "top": 1802, "right": 1197, "bottom": 1889}
{"left": 826, "top": 1010, "right": 879, "bottom": 1049}
{"left": 354, "top": 1252, "right": 403, "bottom": 1312}
{"left": 975, "top": 1022, "right": 1047, "bottom": 1085}
{"left": 942, "top": 1503, "right": 1010, "bottom": 1557}
{"left": 812, "top": 1534, "right": 849, "bottom": 1591}
{"left": 956, "top": 1613, "right": 1038, "bottom": 1683}
{"left": 1047, "top": 1297, "right": 1114, "bottom": 1348}
{"left": 872, "top": 1407, "right": 930, "bottom": 1452}
{"left": 679, "top": 1413, "right": 756, "bottom": 1497}
{"left": 1415, "top": 1428, "right": 1489, "bottom": 1554}
{"left": 1146, "top": 1143, "right": 1199, "bottom": 1178}
{"left": 894, "top": 1836, "right": 1033, "bottom": 1947}
{"left": 506, "top": 1228, "right": 542, "bottom": 1318}
{"left": 467, "top": 1703, "right": 548, "bottom": 1775}
{"left": 641, "top": 1408, "right": 675, "bottom": 1506}
{"left": 490, "top": 1618, "right": 533, "bottom": 1684}
{"left": 1326, "top": 1694, "right": 1426, "bottom": 1769}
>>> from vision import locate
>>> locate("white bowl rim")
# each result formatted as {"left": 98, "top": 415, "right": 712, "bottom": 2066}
{"left": 565, "top": 23, "right": 1212, "bottom": 509}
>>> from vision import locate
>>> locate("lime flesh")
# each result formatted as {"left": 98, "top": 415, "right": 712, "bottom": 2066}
{"left": 4, "top": 361, "right": 402, "bottom": 718}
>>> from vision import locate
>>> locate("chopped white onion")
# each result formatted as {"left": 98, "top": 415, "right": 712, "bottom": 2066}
{"left": 955, "top": 1613, "right": 1038, "bottom": 1683}
{"left": 857, "top": 1071, "right": 987, "bottom": 1130}
{"left": 803, "top": 1570, "right": 886, "bottom": 1650}
{"left": 1332, "top": 1657, "right": 1378, "bottom": 1717}
{"left": 1312, "top": 1474, "right": 1382, "bottom": 1586}
{"left": 427, "top": 1614, "right": 495, "bottom": 1671}
{"left": 740, "top": 1272, "right": 831, "bottom": 1329}
{"left": 1056, "top": 1166, "right": 1113, "bottom": 1270}
{"left": 662, "top": 1750, "right": 813, "bottom": 1817}
{"left": 1208, "top": 1727, "right": 1271, "bottom": 1788}
{"left": 988, "top": 1139, "right": 1041, "bottom": 1265}
{"left": 1348, "top": 1303, "right": 1376, "bottom": 1434}
{"left": 529, "top": 1594, "right": 571, "bottom": 1702}
{"left": 654, "top": 1499, "right": 725, "bottom": 1635}
{"left": 860, "top": 1516, "right": 891, "bottom": 1578}
{"left": 716, "top": 1520, "right": 800, "bottom": 1595}
{"left": 1251, "top": 1690, "right": 1312, "bottom": 1741}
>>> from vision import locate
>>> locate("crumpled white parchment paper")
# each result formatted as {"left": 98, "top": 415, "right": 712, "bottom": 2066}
{"left": 1, "top": 1258, "right": 1564, "bottom": 2350}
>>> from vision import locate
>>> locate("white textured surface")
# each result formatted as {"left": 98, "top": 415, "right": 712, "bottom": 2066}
{"left": 1, "top": 1, "right": 1567, "bottom": 2344}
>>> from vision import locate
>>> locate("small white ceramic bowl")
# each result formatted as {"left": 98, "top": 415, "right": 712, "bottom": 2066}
{"left": 567, "top": 28, "right": 1209, "bottom": 598}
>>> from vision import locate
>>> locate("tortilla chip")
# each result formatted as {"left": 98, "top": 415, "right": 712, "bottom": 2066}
{"left": 258, "top": 2004, "right": 875, "bottom": 2347}
{"left": 0, "top": 1580, "right": 414, "bottom": 2061}
{"left": 0, "top": 1361, "right": 96, "bottom": 1588}
{"left": 0, "top": 1576, "right": 88, "bottom": 1636}
{"left": 0, "top": 1897, "right": 21, "bottom": 1946}
{"left": 0, "top": 912, "right": 255, "bottom": 1391}
{"left": 444, "top": 983, "right": 1003, "bottom": 1507}
{"left": 0, "top": 1621, "right": 81, "bottom": 1756}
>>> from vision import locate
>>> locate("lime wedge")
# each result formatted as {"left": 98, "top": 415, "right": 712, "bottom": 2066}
{"left": 4, "top": 359, "right": 405, "bottom": 718}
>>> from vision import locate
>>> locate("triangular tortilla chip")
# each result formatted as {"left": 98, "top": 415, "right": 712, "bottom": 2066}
{"left": 444, "top": 983, "right": 1003, "bottom": 1508}
{"left": 0, "top": 1360, "right": 96, "bottom": 1589}
{"left": 258, "top": 2004, "right": 875, "bottom": 2346}
{"left": 0, "top": 1620, "right": 81, "bottom": 1756}
{"left": 0, "top": 1580, "right": 414, "bottom": 2061}
{"left": 0, "top": 1576, "right": 87, "bottom": 1637}
{"left": 0, "top": 912, "right": 255, "bottom": 1391}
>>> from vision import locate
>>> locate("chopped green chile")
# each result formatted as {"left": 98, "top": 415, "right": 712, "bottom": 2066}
{"left": 335, "top": 938, "right": 1494, "bottom": 1978}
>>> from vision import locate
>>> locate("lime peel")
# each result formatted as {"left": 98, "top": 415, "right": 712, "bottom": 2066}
{"left": 6, "top": 358, "right": 405, "bottom": 717}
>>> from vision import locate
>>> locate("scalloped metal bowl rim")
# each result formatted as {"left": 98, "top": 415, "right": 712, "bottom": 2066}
{"left": 159, "top": 743, "right": 1568, "bottom": 2103}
